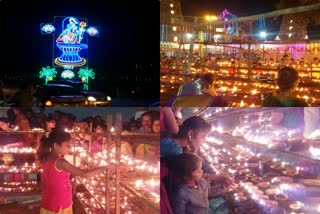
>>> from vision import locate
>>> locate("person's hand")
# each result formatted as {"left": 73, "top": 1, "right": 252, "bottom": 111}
{"left": 207, "top": 174, "right": 237, "bottom": 189}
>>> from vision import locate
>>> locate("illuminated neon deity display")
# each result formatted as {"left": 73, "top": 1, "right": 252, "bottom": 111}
{"left": 55, "top": 17, "right": 88, "bottom": 67}
{"left": 40, "top": 16, "right": 99, "bottom": 89}
{"left": 41, "top": 16, "right": 99, "bottom": 68}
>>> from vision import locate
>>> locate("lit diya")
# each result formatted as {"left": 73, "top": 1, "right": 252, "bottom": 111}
{"left": 289, "top": 201, "right": 304, "bottom": 211}
{"left": 264, "top": 206, "right": 286, "bottom": 214}
{"left": 270, "top": 164, "right": 282, "bottom": 170}
{"left": 249, "top": 186, "right": 259, "bottom": 190}
{"left": 234, "top": 195, "right": 248, "bottom": 203}
{"left": 266, "top": 188, "right": 278, "bottom": 196}
{"left": 271, "top": 176, "right": 294, "bottom": 184}
{"left": 274, "top": 193, "right": 288, "bottom": 201}
{"left": 246, "top": 173, "right": 256, "bottom": 178}
{"left": 263, "top": 200, "right": 278, "bottom": 207}
{"left": 239, "top": 169, "right": 249, "bottom": 174}
{"left": 237, "top": 176, "right": 248, "bottom": 182}
{"left": 303, "top": 179, "right": 320, "bottom": 186}
{"left": 257, "top": 181, "right": 270, "bottom": 188}
{"left": 251, "top": 177, "right": 263, "bottom": 183}
{"left": 282, "top": 169, "right": 297, "bottom": 176}
{"left": 247, "top": 163, "right": 259, "bottom": 168}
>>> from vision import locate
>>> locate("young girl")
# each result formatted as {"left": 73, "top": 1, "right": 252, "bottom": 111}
{"left": 36, "top": 129, "right": 107, "bottom": 214}
{"left": 171, "top": 153, "right": 228, "bottom": 214}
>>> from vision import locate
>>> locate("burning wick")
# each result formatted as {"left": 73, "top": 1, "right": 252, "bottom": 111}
{"left": 289, "top": 201, "right": 304, "bottom": 210}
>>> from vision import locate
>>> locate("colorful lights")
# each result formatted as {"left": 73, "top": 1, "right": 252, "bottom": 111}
{"left": 42, "top": 16, "right": 100, "bottom": 70}
{"left": 41, "top": 24, "right": 55, "bottom": 33}
{"left": 0, "top": 147, "right": 35, "bottom": 154}
{"left": 56, "top": 17, "right": 86, "bottom": 44}
{"left": 87, "top": 27, "right": 99, "bottom": 36}
{"left": 61, "top": 69, "right": 75, "bottom": 79}
{"left": 53, "top": 16, "right": 95, "bottom": 67}
{"left": 72, "top": 144, "right": 159, "bottom": 213}
{"left": 39, "top": 66, "right": 57, "bottom": 84}
{"left": 78, "top": 67, "right": 95, "bottom": 90}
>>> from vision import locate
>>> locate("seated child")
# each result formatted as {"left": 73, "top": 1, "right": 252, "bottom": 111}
{"left": 170, "top": 152, "right": 228, "bottom": 214}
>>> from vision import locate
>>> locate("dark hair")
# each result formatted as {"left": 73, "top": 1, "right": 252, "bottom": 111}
{"left": 173, "top": 152, "right": 203, "bottom": 178}
{"left": 141, "top": 111, "right": 152, "bottom": 120}
{"left": 45, "top": 114, "right": 56, "bottom": 122}
{"left": 277, "top": 67, "right": 298, "bottom": 91}
{"left": 149, "top": 110, "right": 160, "bottom": 121}
{"left": 36, "top": 129, "right": 71, "bottom": 163}
{"left": 202, "top": 73, "right": 215, "bottom": 84}
{"left": 94, "top": 122, "right": 106, "bottom": 131}
{"left": 0, "top": 117, "right": 9, "bottom": 123}
{"left": 174, "top": 116, "right": 211, "bottom": 139}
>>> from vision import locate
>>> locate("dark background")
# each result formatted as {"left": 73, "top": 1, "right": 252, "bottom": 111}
{"left": 0, "top": 0, "right": 159, "bottom": 102}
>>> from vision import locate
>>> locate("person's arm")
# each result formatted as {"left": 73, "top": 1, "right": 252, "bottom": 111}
{"left": 270, "top": 111, "right": 286, "bottom": 131}
{"left": 3, "top": 142, "right": 24, "bottom": 147}
{"left": 162, "top": 108, "right": 179, "bottom": 134}
{"left": 304, "top": 108, "right": 320, "bottom": 138}
{"left": 204, "top": 174, "right": 237, "bottom": 189}
{"left": 171, "top": 188, "right": 188, "bottom": 214}
{"left": 56, "top": 158, "right": 107, "bottom": 178}
{"left": 203, "top": 87, "right": 218, "bottom": 96}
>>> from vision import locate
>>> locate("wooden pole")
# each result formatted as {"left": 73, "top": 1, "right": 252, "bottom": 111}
{"left": 105, "top": 115, "right": 112, "bottom": 214}
{"left": 89, "top": 122, "right": 93, "bottom": 152}
{"left": 115, "top": 113, "right": 122, "bottom": 214}
{"left": 187, "top": 33, "right": 195, "bottom": 75}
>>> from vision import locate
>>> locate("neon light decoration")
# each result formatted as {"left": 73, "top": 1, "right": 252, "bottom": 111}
{"left": 54, "top": 17, "right": 88, "bottom": 67}
{"left": 87, "top": 27, "right": 99, "bottom": 36}
{"left": 78, "top": 67, "right": 95, "bottom": 90}
{"left": 41, "top": 16, "right": 100, "bottom": 83}
{"left": 220, "top": 9, "right": 239, "bottom": 41}
{"left": 39, "top": 66, "right": 57, "bottom": 84}
{"left": 61, "top": 70, "right": 75, "bottom": 79}
{"left": 41, "top": 24, "right": 55, "bottom": 34}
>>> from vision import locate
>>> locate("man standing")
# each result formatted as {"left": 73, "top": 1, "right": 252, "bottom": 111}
{"left": 177, "top": 73, "right": 217, "bottom": 96}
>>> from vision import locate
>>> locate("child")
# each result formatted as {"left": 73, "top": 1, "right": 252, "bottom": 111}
{"left": 36, "top": 129, "right": 107, "bottom": 214}
{"left": 152, "top": 113, "right": 160, "bottom": 134}
{"left": 170, "top": 153, "right": 228, "bottom": 214}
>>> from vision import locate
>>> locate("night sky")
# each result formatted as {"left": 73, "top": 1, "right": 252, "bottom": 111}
{"left": 181, "top": 0, "right": 279, "bottom": 17}
{"left": 0, "top": 0, "right": 159, "bottom": 82}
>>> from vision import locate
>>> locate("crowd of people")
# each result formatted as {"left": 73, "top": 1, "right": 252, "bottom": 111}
{"left": 0, "top": 108, "right": 160, "bottom": 162}
{"left": 168, "top": 66, "right": 309, "bottom": 107}
{"left": 160, "top": 53, "right": 320, "bottom": 74}
{"left": 161, "top": 52, "right": 320, "bottom": 107}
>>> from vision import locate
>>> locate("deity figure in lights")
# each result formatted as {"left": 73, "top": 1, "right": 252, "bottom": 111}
{"left": 54, "top": 17, "right": 88, "bottom": 67}
{"left": 39, "top": 66, "right": 57, "bottom": 84}
{"left": 78, "top": 67, "right": 95, "bottom": 90}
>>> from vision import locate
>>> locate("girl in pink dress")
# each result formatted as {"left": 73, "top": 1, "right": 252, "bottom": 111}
{"left": 37, "top": 129, "right": 107, "bottom": 214}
